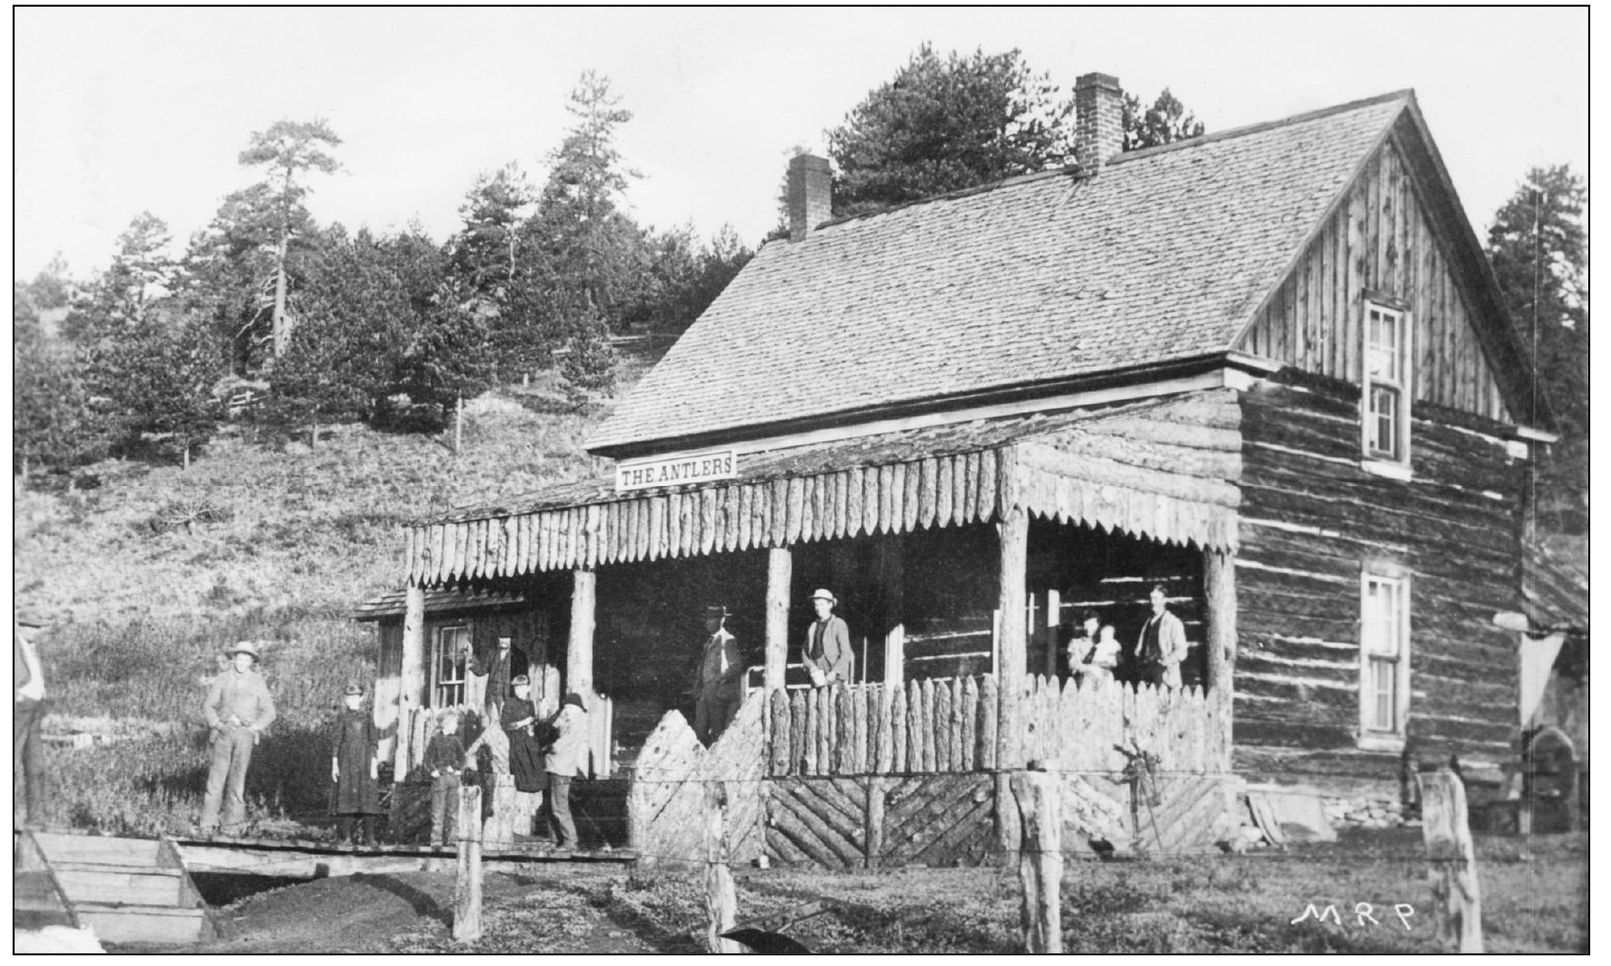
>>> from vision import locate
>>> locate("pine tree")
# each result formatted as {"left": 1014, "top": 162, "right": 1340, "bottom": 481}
{"left": 1121, "top": 88, "right": 1206, "bottom": 150}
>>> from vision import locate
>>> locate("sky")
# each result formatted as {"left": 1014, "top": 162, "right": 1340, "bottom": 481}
{"left": 12, "top": 7, "right": 1589, "bottom": 281}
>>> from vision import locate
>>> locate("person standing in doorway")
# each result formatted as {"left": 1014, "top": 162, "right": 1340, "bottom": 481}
{"left": 1065, "top": 609, "right": 1101, "bottom": 681}
{"left": 802, "top": 589, "right": 852, "bottom": 687}
{"left": 329, "top": 683, "right": 382, "bottom": 846}
{"left": 693, "top": 604, "right": 744, "bottom": 744}
{"left": 1133, "top": 585, "right": 1188, "bottom": 688}
{"left": 466, "top": 635, "right": 516, "bottom": 715}
{"left": 198, "top": 641, "right": 277, "bottom": 836}
{"left": 501, "top": 675, "right": 547, "bottom": 797}
{"left": 14, "top": 612, "right": 49, "bottom": 828}
{"left": 544, "top": 693, "right": 589, "bottom": 850}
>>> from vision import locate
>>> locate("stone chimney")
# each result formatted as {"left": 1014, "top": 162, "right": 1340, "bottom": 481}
{"left": 787, "top": 154, "right": 833, "bottom": 241}
{"left": 1074, "top": 72, "right": 1124, "bottom": 173}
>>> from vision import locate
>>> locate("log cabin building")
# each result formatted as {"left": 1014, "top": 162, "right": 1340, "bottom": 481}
{"left": 358, "top": 75, "right": 1559, "bottom": 863}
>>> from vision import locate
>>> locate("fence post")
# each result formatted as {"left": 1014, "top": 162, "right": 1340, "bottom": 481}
{"left": 704, "top": 783, "right": 741, "bottom": 953}
{"left": 1416, "top": 767, "right": 1482, "bottom": 953}
{"left": 452, "top": 784, "right": 484, "bottom": 943}
{"left": 1010, "top": 767, "right": 1062, "bottom": 953}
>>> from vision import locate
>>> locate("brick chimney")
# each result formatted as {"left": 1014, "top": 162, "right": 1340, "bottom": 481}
{"left": 1074, "top": 72, "right": 1124, "bottom": 173}
{"left": 787, "top": 154, "right": 833, "bottom": 241}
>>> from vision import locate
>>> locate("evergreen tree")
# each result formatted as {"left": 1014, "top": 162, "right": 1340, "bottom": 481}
{"left": 449, "top": 163, "right": 534, "bottom": 299}
{"left": 237, "top": 118, "right": 342, "bottom": 359}
{"left": 559, "top": 295, "right": 618, "bottom": 411}
{"left": 1485, "top": 164, "right": 1588, "bottom": 528}
{"left": 1121, "top": 88, "right": 1206, "bottom": 151}
{"left": 826, "top": 45, "right": 1073, "bottom": 216}
{"left": 13, "top": 285, "right": 95, "bottom": 479}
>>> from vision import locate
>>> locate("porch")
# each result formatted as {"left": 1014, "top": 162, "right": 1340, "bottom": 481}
{"left": 375, "top": 389, "right": 1244, "bottom": 861}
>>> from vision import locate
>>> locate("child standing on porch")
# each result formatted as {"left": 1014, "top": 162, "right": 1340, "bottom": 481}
{"left": 423, "top": 712, "right": 467, "bottom": 847}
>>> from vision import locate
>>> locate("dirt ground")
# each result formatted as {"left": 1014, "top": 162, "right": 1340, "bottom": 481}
{"left": 140, "top": 829, "right": 1587, "bottom": 955}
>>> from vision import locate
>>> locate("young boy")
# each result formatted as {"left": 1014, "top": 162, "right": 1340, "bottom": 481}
{"left": 423, "top": 712, "right": 467, "bottom": 847}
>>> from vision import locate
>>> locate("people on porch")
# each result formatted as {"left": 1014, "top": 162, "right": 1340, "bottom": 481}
{"left": 803, "top": 589, "right": 852, "bottom": 687}
{"left": 1134, "top": 585, "right": 1187, "bottom": 688}
{"left": 693, "top": 604, "right": 744, "bottom": 743}
{"left": 1065, "top": 609, "right": 1101, "bottom": 679}
{"left": 328, "top": 683, "right": 382, "bottom": 846}
{"left": 501, "top": 675, "right": 549, "bottom": 796}
{"left": 545, "top": 692, "right": 589, "bottom": 850}
{"left": 424, "top": 712, "right": 467, "bottom": 847}
{"left": 197, "top": 640, "right": 277, "bottom": 835}
{"left": 466, "top": 635, "right": 516, "bottom": 714}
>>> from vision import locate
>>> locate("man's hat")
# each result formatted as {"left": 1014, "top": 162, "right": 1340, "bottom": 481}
{"left": 705, "top": 604, "right": 730, "bottom": 619}
{"left": 809, "top": 589, "right": 837, "bottom": 605}
{"left": 227, "top": 640, "right": 261, "bottom": 660}
{"left": 511, "top": 674, "right": 531, "bottom": 687}
{"left": 563, "top": 692, "right": 587, "bottom": 711}
{"left": 14, "top": 610, "right": 45, "bottom": 629}
{"left": 497, "top": 636, "right": 512, "bottom": 648}
{"left": 343, "top": 682, "right": 363, "bottom": 696}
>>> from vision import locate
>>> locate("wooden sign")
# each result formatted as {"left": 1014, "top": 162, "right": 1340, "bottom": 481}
{"left": 616, "top": 451, "right": 737, "bottom": 493}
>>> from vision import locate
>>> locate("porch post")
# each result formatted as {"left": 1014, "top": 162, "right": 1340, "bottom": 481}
{"left": 882, "top": 536, "right": 905, "bottom": 701}
{"left": 765, "top": 548, "right": 792, "bottom": 692}
{"left": 996, "top": 504, "right": 1028, "bottom": 769}
{"left": 1203, "top": 547, "right": 1237, "bottom": 768}
{"left": 398, "top": 582, "right": 427, "bottom": 774}
{"left": 568, "top": 569, "right": 596, "bottom": 699}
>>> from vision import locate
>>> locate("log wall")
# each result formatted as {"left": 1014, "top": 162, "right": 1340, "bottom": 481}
{"left": 1238, "top": 134, "right": 1511, "bottom": 422}
{"left": 1234, "top": 373, "right": 1523, "bottom": 788}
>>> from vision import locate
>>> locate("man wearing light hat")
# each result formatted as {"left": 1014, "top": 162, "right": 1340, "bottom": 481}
{"left": 692, "top": 604, "right": 744, "bottom": 744}
{"left": 198, "top": 640, "right": 277, "bottom": 835}
{"left": 802, "top": 589, "right": 853, "bottom": 687}
{"left": 543, "top": 692, "right": 589, "bottom": 850}
{"left": 14, "top": 611, "right": 49, "bottom": 827}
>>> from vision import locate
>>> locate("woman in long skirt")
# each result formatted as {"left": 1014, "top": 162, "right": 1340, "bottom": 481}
{"left": 501, "top": 675, "right": 548, "bottom": 795}
{"left": 330, "top": 683, "right": 383, "bottom": 845}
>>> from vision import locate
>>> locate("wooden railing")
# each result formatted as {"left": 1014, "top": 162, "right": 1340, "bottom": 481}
{"left": 765, "top": 673, "right": 1227, "bottom": 779}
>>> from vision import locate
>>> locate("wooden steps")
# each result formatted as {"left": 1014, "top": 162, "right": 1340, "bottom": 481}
{"left": 20, "top": 831, "right": 218, "bottom": 946}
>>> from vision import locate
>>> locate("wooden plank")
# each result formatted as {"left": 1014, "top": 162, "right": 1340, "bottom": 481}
{"left": 850, "top": 686, "right": 868, "bottom": 774}
{"left": 834, "top": 686, "right": 856, "bottom": 774}
{"left": 905, "top": 680, "right": 923, "bottom": 773}
{"left": 932, "top": 678, "right": 953, "bottom": 772}
{"left": 919, "top": 678, "right": 939, "bottom": 773}
{"left": 890, "top": 462, "right": 908, "bottom": 535}
{"left": 789, "top": 690, "right": 808, "bottom": 777}
{"left": 948, "top": 677, "right": 965, "bottom": 772}
{"left": 960, "top": 677, "right": 979, "bottom": 771}
{"left": 845, "top": 467, "right": 863, "bottom": 538}
{"left": 889, "top": 685, "right": 908, "bottom": 776}
{"left": 1345, "top": 181, "right": 1366, "bottom": 383}
{"left": 864, "top": 685, "right": 882, "bottom": 776}
{"left": 979, "top": 675, "right": 999, "bottom": 771}
{"left": 862, "top": 465, "right": 880, "bottom": 537}
{"left": 936, "top": 457, "right": 954, "bottom": 529}
{"left": 951, "top": 455, "right": 969, "bottom": 527}
{"left": 699, "top": 487, "right": 718, "bottom": 556}
{"left": 961, "top": 452, "right": 980, "bottom": 524}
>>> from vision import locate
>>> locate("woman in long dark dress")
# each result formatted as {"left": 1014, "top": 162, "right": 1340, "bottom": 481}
{"left": 329, "top": 683, "right": 383, "bottom": 845}
{"left": 501, "top": 675, "right": 548, "bottom": 795}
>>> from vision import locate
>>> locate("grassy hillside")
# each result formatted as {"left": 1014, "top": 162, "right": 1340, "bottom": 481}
{"left": 15, "top": 355, "right": 657, "bottom": 833}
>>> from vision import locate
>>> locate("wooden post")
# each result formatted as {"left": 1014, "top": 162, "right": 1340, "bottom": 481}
{"left": 882, "top": 536, "right": 905, "bottom": 702}
{"left": 997, "top": 505, "right": 1028, "bottom": 769}
{"left": 704, "top": 784, "right": 741, "bottom": 953}
{"left": 1044, "top": 589, "right": 1060, "bottom": 678}
{"left": 765, "top": 548, "right": 792, "bottom": 693}
{"left": 1202, "top": 548, "right": 1236, "bottom": 769}
{"left": 1011, "top": 769, "right": 1063, "bottom": 954}
{"left": 452, "top": 784, "right": 484, "bottom": 943}
{"left": 398, "top": 584, "right": 427, "bottom": 775}
{"left": 568, "top": 569, "right": 596, "bottom": 700}
{"left": 866, "top": 776, "right": 885, "bottom": 869}
{"left": 1416, "top": 767, "right": 1483, "bottom": 953}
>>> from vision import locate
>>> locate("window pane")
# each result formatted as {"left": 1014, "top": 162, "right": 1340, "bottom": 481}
{"left": 1370, "top": 658, "right": 1396, "bottom": 730}
{"left": 1367, "top": 308, "right": 1402, "bottom": 382}
{"left": 1369, "top": 387, "right": 1399, "bottom": 459}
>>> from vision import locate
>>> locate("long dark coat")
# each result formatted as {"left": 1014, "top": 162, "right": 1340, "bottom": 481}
{"left": 501, "top": 696, "right": 548, "bottom": 794}
{"left": 329, "top": 709, "right": 383, "bottom": 815}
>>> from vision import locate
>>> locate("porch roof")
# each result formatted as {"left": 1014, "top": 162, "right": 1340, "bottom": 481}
{"left": 352, "top": 586, "right": 529, "bottom": 622}
{"left": 404, "top": 390, "right": 1242, "bottom": 587}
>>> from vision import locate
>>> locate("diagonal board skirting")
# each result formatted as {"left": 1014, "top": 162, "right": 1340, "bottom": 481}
{"left": 629, "top": 692, "right": 768, "bottom": 866}
{"left": 23, "top": 831, "right": 219, "bottom": 945}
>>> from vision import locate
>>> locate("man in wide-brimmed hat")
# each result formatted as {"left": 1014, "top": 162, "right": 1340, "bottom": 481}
{"left": 198, "top": 640, "right": 277, "bottom": 835}
{"left": 802, "top": 589, "right": 852, "bottom": 687}
{"left": 14, "top": 611, "right": 49, "bottom": 827}
{"left": 692, "top": 604, "right": 744, "bottom": 744}
{"left": 543, "top": 692, "right": 589, "bottom": 850}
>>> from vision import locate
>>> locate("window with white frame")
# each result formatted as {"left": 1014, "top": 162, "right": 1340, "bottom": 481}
{"left": 1362, "top": 301, "right": 1412, "bottom": 464}
{"left": 430, "top": 626, "right": 471, "bottom": 707}
{"left": 1359, "top": 571, "right": 1410, "bottom": 746}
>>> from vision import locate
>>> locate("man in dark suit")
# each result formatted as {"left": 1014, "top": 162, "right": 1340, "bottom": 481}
{"left": 802, "top": 589, "right": 852, "bottom": 686}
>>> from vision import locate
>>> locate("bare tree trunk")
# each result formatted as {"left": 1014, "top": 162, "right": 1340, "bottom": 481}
{"left": 183, "top": 444, "right": 191, "bottom": 470}
{"left": 271, "top": 229, "right": 290, "bottom": 358}
{"left": 454, "top": 394, "right": 464, "bottom": 455}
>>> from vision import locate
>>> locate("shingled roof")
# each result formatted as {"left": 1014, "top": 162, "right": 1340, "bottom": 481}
{"left": 590, "top": 91, "right": 1412, "bottom": 455}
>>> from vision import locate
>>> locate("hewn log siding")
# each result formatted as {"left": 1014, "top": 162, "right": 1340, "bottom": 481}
{"left": 1238, "top": 135, "right": 1510, "bottom": 422}
{"left": 1236, "top": 375, "right": 1522, "bottom": 771}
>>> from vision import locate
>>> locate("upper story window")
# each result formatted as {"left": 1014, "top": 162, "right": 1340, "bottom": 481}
{"left": 1358, "top": 568, "right": 1411, "bottom": 750}
{"left": 1362, "top": 299, "right": 1412, "bottom": 469}
{"left": 430, "top": 625, "right": 471, "bottom": 707}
